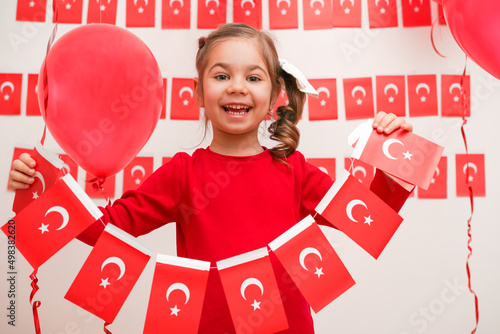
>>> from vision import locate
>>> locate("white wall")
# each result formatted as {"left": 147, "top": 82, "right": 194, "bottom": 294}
{"left": 1, "top": 1, "right": 500, "bottom": 333}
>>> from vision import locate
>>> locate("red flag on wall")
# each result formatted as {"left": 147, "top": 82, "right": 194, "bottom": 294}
{"left": 87, "top": 0, "right": 118, "bottom": 24}
{"left": 407, "top": 74, "right": 438, "bottom": 117}
{"left": 307, "top": 158, "right": 336, "bottom": 181}
{"left": 269, "top": 0, "right": 298, "bottom": 29}
{"left": 233, "top": 0, "right": 262, "bottom": 30}
{"left": 26, "top": 74, "right": 41, "bottom": 116}
{"left": 0, "top": 73, "right": 22, "bottom": 115}
{"left": 349, "top": 121, "right": 444, "bottom": 189}
{"left": 456, "top": 154, "right": 485, "bottom": 197}
{"left": 344, "top": 157, "right": 375, "bottom": 186}
{"left": 126, "top": 0, "right": 155, "bottom": 27}
{"left": 308, "top": 78, "right": 338, "bottom": 120}
{"left": 16, "top": 0, "right": 47, "bottom": 22}
{"left": 367, "top": 0, "right": 398, "bottom": 28}
{"left": 269, "top": 215, "right": 355, "bottom": 312}
{"left": 441, "top": 74, "right": 471, "bottom": 117}
{"left": 303, "top": 0, "right": 333, "bottom": 30}
{"left": 315, "top": 170, "right": 403, "bottom": 259}
{"left": 143, "top": 254, "right": 210, "bottom": 334}
{"left": 332, "top": 0, "right": 361, "bottom": 27}
{"left": 375, "top": 75, "right": 406, "bottom": 117}
{"left": 162, "top": 0, "right": 190, "bottom": 29}
{"left": 2, "top": 174, "right": 102, "bottom": 269}
{"left": 65, "top": 224, "right": 151, "bottom": 323}
{"left": 417, "top": 156, "right": 447, "bottom": 199}
{"left": 217, "top": 248, "right": 289, "bottom": 334}
{"left": 12, "top": 143, "right": 64, "bottom": 214}
{"left": 171, "top": 78, "right": 199, "bottom": 120}
{"left": 197, "top": 0, "right": 226, "bottom": 29}
{"left": 54, "top": 0, "right": 83, "bottom": 24}
{"left": 343, "top": 77, "right": 375, "bottom": 120}
{"left": 401, "top": 0, "right": 431, "bottom": 27}
{"left": 123, "top": 156, "right": 154, "bottom": 193}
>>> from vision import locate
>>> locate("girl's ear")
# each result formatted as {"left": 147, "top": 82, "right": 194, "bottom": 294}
{"left": 193, "top": 77, "right": 204, "bottom": 108}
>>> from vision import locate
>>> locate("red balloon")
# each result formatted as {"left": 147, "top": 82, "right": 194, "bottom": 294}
{"left": 442, "top": 0, "right": 500, "bottom": 79}
{"left": 38, "top": 23, "right": 163, "bottom": 179}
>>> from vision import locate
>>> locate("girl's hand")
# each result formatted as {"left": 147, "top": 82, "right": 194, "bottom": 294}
{"left": 9, "top": 153, "right": 36, "bottom": 191}
{"left": 372, "top": 111, "right": 413, "bottom": 134}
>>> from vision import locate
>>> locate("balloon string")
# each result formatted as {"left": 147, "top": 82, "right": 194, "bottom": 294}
{"left": 29, "top": 268, "right": 42, "bottom": 334}
{"left": 104, "top": 321, "right": 112, "bottom": 334}
{"left": 459, "top": 58, "right": 478, "bottom": 334}
{"left": 85, "top": 177, "right": 112, "bottom": 204}
{"left": 430, "top": 18, "right": 445, "bottom": 58}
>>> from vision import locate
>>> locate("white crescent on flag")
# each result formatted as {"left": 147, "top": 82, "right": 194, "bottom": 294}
{"left": 351, "top": 85, "right": 366, "bottom": 98}
{"left": 352, "top": 166, "right": 367, "bottom": 179}
{"left": 131, "top": 165, "right": 146, "bottom": 177}
{"left": 382, "top": 138, "right": 404, "bottom": 160}
{"left": 384, "top": 83, "right": 399, "bottom": 96}
{"left": 1, "top": 81, "right": 14, "bottom": 93}
{"left": 241, "top": 0, "right": 255, "bottom": 8}
{"left": 317, "top": 86, "right": 330, "bottom": 98}
{"left": 276, "top": 0, "right": 291, "bottom": 8}
{"left": 179, "top": 86, "right": 194, "bottom": 98}
{"left": 346, "top": 199, "right": 367, "bottom": 222}
{"left": 101, "top": 257, "right": 126, "bottom": 280}
{"left": 170, "top": 0, "right": 185, "bottom": 7}
{"left": 299, "top": 247, "right": 322, "bottom": 271}
{"left": 310, "top": 0, "right": 324, "bottom": 8}
{"left": 449, "top": 83, "right": 462, "bottom": 95}
{"left": 166, "top": 282, "right": 190, "bottom": 304}
{"left": 240, "top": 278, "right": 264, "bottom": 300}
{"left": 415, "top": 83, "right": 430, "bottom": 95}
{"left": 45, "top": 206, "right": 70, "bottom": 231}
{"left": 205, "top": 0, "right": 219, "bottom": 7}
{"left": 33, "top": 171, "right": 46, "bottom": 193}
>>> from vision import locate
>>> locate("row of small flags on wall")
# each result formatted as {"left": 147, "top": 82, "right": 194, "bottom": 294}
{"left": 0, "top": 73, "right": 471, "bottom": 120}
{"left": 16, "top": 0, "right": 447, "bottom": 30}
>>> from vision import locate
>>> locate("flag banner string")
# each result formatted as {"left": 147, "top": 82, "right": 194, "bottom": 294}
{"left": 430, "top": 18, "right": 446, "bottom": 58}
{"left": 29, "top": 268, "right": 42, "bottom": 334}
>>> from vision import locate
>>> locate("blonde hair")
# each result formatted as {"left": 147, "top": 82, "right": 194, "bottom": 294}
{"left": 195, "top": 23, "right": 306, "bottom": 162}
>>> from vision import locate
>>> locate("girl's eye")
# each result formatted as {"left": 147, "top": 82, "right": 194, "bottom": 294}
{"left": 215, "top": 74, "right": 229, "bottom": 80}
{"left": 247, "top": 76, "right": 261, "bottom": 82}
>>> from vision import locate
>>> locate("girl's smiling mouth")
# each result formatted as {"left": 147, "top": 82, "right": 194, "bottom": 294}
{"left": 223, "top": 104, "right": 251, "bottom": 115}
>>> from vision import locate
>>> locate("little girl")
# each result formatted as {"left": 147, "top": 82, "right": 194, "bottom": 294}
{"left": 10, "top": 23, "right": 413, "bottom": 333}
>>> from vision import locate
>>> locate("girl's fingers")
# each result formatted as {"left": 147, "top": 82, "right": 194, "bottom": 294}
{"left": 12, "top": 158, "right": 35, "bottom": 176}
{"left": 19, "top": 153, "right": 36, "bottom": 169}
{"left": 9, "top": 169, "right": 35, "bottom": 190}
{"left": 373, "top": 112, "right": 413, "bottom": 134}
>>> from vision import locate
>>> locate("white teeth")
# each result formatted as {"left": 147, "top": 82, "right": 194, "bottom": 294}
{"left": 224, "top": 105, "right": 250, "bottom": 115}
{"left": 226, "top": 110, "right": 247, "bottom": 115}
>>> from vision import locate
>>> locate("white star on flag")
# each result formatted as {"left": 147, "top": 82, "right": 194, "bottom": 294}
{"left": 66, "top": 3, "right": 72, "bottom": 10}
{"left": 30, "top": 1, "right": 35, "bottom": 7}
{"left": 414, "top": 6, "right": 419, "bottom": 12}
{"left": 281, "top": 8, "right": 287, "bottom": 15}
{"left": 32, "top": 191, "right": 39, "bottom": 199}
{"left": 364, "top": 215, "right": 373, "bottom": 226}
{"left": 4, "top": 94, "right": 10, "bottom": 100}
{"left": 453, "top": 95, "right": 460, "bottom": 102}
{"left": 39, "top": 223, "right": 49, "bottom": 234}
{"left": 183, "top": 99, "right": 189, "bottom": 106}
{"left": 314, "top": 267, "right": 324, "bottom": 278}
{"left": 344, "top": 7, "right": 350, "bottom": 14}
{"left": 388, "top": 96, "right": 395, "bottom": 103}
{"left": 138, "top": 7, "right": 144, "bottom": 13}
{"left": 135, "top": 178, "right": 141, "bottom": 185}
{"left": 245, "top": 9, "right": 251, "bottom": 15}
{"left": 174, "top": 8, "right": 179, "bottom": 14}
{"left": 420, "top": 95, "right": 426, "bottom": 102}
{"left": 170, "top": 305, "right": 181, "bottom": 316}
{"left": 209, "top": 8, "right": 215, "bottom": 14}
{"left": 380, "top": 7, "right": 386, "bottom": 14}
{"left": 403, "top": 150, "right": 413, "bottom": 160}
{"left": 100, "top": 277, "right": 111, "bottom": 288}
{"left": 315, "top": 9, "right": 321, "bottom": 15}
{"left": 356, "top": 98, "right": 363, "bottom": 105}
{"left": 251, "top": 299, "right": 261, "bottom": 310}
{"left": 320, "top": 99, "right": 326, "bottom": 106}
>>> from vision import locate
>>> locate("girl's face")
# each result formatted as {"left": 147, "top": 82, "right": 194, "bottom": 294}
{"left": 194, "top": 38, "right": 276, "bottom": 139}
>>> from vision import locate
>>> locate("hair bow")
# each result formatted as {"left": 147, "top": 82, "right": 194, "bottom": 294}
{"left": 279, "top": 58, "right": 318, "bottom": 97}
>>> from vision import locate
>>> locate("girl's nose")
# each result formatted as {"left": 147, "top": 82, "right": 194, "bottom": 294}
{"left": 227, "top": 77, "right": 249, "bottom": 95}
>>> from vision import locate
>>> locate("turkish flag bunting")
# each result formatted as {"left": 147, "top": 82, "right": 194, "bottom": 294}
{"left": 441, "top": 74, "right": 471, "bottom": 117}
{"left": 26, "top": 74, "right": 41, "bottom": 116}
{"left": 343, "top": 77, "right": 375, "bottom": 120}
{"left": 344, "top": 157, "right": 375, "bottom": 186}
{"left": 367, "top": 0, "right": 398, "bottom": 28}
{"left": 123, "top": 156, "right": 154, "bottom": 193}
{"left": 162, "top": 0, "right": 190, "bottom": 29}
{"left": 269, "top": 215, "right": 355, "bottom": 313}
{"left": 308, "top": 78, "right": 338, "bottom": 120}
{"left": 126, "top": 0, "right": 155, "bottom": 27}
{"left": 143, "top": 254, "right": 210, "bottom": 334}
{"left": 87, "top": 0, "right": 118, "bottom": 24}
{"left": 233, "top": 0, "right": 262, "bottom": 30}
{"left": 65, "top": 224, "right": 151, "bottom": 323}
{"left": 8, "top": 147, "right": 34, "bottom": 191}
{"left": 216, "top": 248, "right": 289, "bottom": 334}
{"left": 197, "top": 0, "right": 226, "bottom": 29}
{"left": 375, "top": 75, "right": 406, "bottom": 117}
{"left": 417, "top": 156, "right": 447, "bottom": 199}
{"left": 303, "top": 0, "right": 333, "bottom": 30}
{"left": 315, "top": 170, "right": 403, "bottom": 259}
{"left": 269, "top": 0, "right": 298, "bottom": 29}
{"left": 307, "top": 158, "right": 336, "bottom": 181}
{"left": 0, "top": 73, "right": 22, "bottom": 115}
{"left": 58, "top": 154, "right": 79, "bottom": 183}
{"left": 16, "top": 0, "right": 47, "bottom": 22}
{"left": 348, "top": 120, "right": 444, "bottom": 189}
{"left": 171, "top": 78, "right": 199, "bottom": 120}
{"left": 84, "top": 173, "right": 116, "bottom": 199}
{"left": 12, "top": 143, "right": 64, "bottom": 214}
{"left": 401, "top": 0, "right": 431, "bottom": 27}
{"left": 407, "top": 74, "right": 438, "bottom": 117}
{"left": 456, "top": 154, "right": 485, "bottom": 197}
{"left": 54, "top": 0, "right": 83, "bottom": 24}
{"left": 2, "top": 174, "right": 102, "bottom": 269}
{"left": 332, "top": 0, "right": 361, "bottom": 27}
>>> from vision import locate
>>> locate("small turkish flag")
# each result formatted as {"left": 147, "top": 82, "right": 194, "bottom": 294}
{"left": 65, "top": 224, "right": 151, "bottom": 323}
{"left": 143, "top": 254, "right": 210, "bottom": 334}
{"left": 344, "top": 157, "right": 375, "bottom": 186}
{"left": 306, "top": 158, "right": 336, "bottom": 181}
{"left": 316, "top": 170, "right": 403, "bottom": 259}
{"left": 87, "top": 0, "right": 118, "bottom": 24}
{"left": 2, "top": 174, "right": 102, "bottom": 269}
{"left": 8, "top": 146, "right": 34, "bottom": 191}
{"left": 269, "top": 215, "right": 355, "bottom": 313}
{"left": 401, "top": 0, "right": 431, "bottom": 27}
{"left": 217, "top": 248, "right": 289, "bottom": 334}
{"left": 58, "top": 153, "right": 79, "bottom": 182}
{"left": 332, "top": 0, "right": 361, "bottom": 27}
{"left": 122, "top": 156, "right": 154, "bottom": 193}
{"left": 375, "top": 75, "right": 406, "bottom": 117}
{"left": 54, "top": 0, "right": 83, "bottom": 24}
{"left": 308, "top": 78, "right": 338, "bottom": 120}
{"left": 84, "top": 173, "right": 116, "bottom": 199}
{"left": 26, "top": 74, "right": 41, "bottom": 116}
{"left": 160, "top": 78, "right": 167, "bottom": 119}
{"left": 171, "top": 78, "right": 199, "bottom": 120}
{"left": 126, "top": 0, "right": 155, "bottom": 27}
{"left": 456, "top": 154, "right": 485, "bottom": 197}
{"left": 343, "top": 77, "right": 375, "bottom": 120}
{"left": 441, "top": 74, "right": 470, "bottom": 117}
{"left": 407, "top": 74, "right": 438, "bottom": 117}
{"left": 162, "top": 0, "right": 190, "bottom": 28}
{"left": 12, "top": 143, "right": 64, "bottom": 214}
{"left": 417, "top": 156, "right": 447, "bottom": 199}
{"left": 197, "top": 0, "right": 226, "bottom": 29}
{"left": 16, "top": 0, "right": 47, "bottom": 22}
{"left": 303, "top": 0, "right": 332, "bottom": 30}
{"left": 233, "top": 0, "right": 262, "bottom": 30}
{"left": 367, "top": 0, "right": 398, "bottom": 28}
{"left": 0, "top": 73, "right": 22, "bottom": 115}
{"left": 349, "top": 120, "right": 444, "bottom": 189}
{"left": 269, "top": 0, "right": 298, "bottom": 29}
